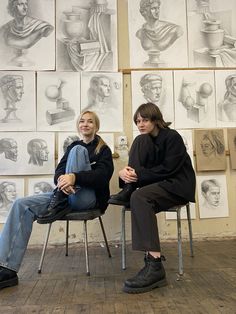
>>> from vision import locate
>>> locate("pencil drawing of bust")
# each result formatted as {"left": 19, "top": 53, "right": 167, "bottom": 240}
{"left": 0, "top": 181, "right": 17, "bottom": 213}
{"left": 33, "top": 181, "right": 53, "bottom": 194}
{"left": 201, "top": 179, "right": 220, "bottom": 209}
{"left": 63, "top": 135, "right": 80, "bottom": 153}
{"left": 27, "top": 138, "right": 49, "bottom": 166}
{"left": 218, "top": 74, "right": 236, "bottom": 122}
{"left": 87, "top": 75, "right": 111, "bottom": 113}
{"left": 1, "top": 0, "right": 53, "bottom": 66}
{"left": 140, "top": 74, "right": 162, "bottom": 104}
{"left": 0, "top": 138, "right": 18, "bottom": 161}
{"left": 136, "top": 0, "right": 183, "bottom": 65}
{"left": 0, "top": 74, "right": 23, "bottom": 123}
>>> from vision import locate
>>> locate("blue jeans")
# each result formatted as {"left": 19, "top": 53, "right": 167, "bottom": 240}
{"left": 0, "top": 145, "right": 96, "bottom": 272}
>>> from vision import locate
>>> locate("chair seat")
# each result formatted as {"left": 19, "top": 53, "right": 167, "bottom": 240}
{"left": 59, "top": 208, "right": 104, "bottom": 221}
{"left": 108, "top": 199, "right": 130, "bottom": 208}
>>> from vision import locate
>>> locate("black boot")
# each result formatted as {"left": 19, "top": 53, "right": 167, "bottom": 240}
{"left": 37, "top": 189, "right": 71, "bottom": 224}
{"left": 123, "top": 253, "right": 167, "bottom": 294}
{"left": 109, "top": 184, "right": 135, "bottom": 205}
{"left": 0, "top": 266, "right": 18, "bottom": 289}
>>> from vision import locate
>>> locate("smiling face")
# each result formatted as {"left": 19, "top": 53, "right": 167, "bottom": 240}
{"left": 78, "top": 112, "right": 98, "bottom": 142}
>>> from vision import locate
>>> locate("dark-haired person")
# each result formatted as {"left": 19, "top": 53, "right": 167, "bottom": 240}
{"left": 110, "top": 102, "right": 196, "bottom": 294}
{"left": 0, "top": 111, "right": 114, "bottom": 290}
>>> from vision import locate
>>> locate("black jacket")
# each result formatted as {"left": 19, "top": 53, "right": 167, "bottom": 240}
{"left": 134, "top": 129, "right": 196, "bottom": 202}
{"left": 54, "top": 135, "right": 114, "bottom": 212}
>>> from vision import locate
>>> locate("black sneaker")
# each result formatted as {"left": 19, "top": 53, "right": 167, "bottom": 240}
{"left": 123, "top": 253, "right": 167, "bottom": 294}
{"left": 109, "top": 184, "right": 135, "bottom": 205}
{"left": 0, "top": 266, "right": 18, "bottom": 289}
{"left": 37, "top": 189, "right": 71, "bottom": 224}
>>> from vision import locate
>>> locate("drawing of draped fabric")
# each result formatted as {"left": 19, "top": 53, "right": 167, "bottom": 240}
{"left": 218, "top": 48, "right": 236, "bottom": 67}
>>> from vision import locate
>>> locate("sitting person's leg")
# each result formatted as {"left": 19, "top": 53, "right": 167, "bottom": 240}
{"left": 0, "top": 193, "right": 52, "bottom": 289}
{"left": 123, "top": 183, "right": 187, "bottom": 294}
{"left": 110, "top": 134, "right": 157, "bottom": 203}
{"left": 38, "top": 145, "right": 96, "bottom": 223}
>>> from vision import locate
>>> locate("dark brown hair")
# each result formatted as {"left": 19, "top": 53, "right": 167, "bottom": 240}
{"left": 133, "top": 102, "right": 171, "bottom": 129}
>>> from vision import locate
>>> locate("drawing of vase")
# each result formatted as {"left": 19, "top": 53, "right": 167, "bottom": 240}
{"left": 201, "top": 20, "right": 224, "bottom": 55}
{"left": 63, "top": 7, "right": 86, "bottom": 40}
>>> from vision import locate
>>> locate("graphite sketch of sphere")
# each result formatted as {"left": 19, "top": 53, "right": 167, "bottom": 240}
{"left": 45, "top": 86, "right": 60, "bottom": 101}
{"left": 199, "top": 83, "right": 213, "bottom": 98}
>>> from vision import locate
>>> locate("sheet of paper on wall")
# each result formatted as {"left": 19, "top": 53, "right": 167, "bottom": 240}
{"left": 27, "top": 176, "right": 55, "bottom": 196}
{"left": 165, "top": 202, "right": 196, "bottom": 220}
{"left": 227, "top": 128, "right": 236, "bottom": 170}
{"left": 0, "top": 0, "right": 55, "bottom": 70}
{"left": 195, "top": 129, "right": 226, "bottom": 171}
{"left": 0, "top": 71, "right": 36, "bottom": 131}
{"left": 56, "top": 0, "right": 118, "bottom": 72}
{"left": 0, "top": 132, "right": 55, "bottom": 175}
{"left": 81, "top": 71, "right": 123, "bottom": 132}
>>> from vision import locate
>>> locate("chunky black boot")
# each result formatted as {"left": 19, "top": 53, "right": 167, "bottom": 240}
{"left": 0, "top": 266, "right": 18, "bottom": 289}
{"left": 123, "top": 253, "right": 167, "bottom": 294}
{"left": 37, "top": 189, "right": 71, "bottom": 224}
{"left": 109, "top": 184, "right": 136, "bottom": 205}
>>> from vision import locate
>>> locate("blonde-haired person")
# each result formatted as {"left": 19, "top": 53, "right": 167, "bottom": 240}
{"left": 0, "top": 111, "right": 114, "bottom": 290}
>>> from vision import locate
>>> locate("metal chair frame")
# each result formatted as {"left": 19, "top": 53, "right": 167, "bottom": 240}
{"left": 38, "top": 209, "right": 111, "bottom": 276}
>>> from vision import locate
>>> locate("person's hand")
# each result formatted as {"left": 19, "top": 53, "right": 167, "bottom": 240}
{"left": 119, "top": 166, "right": 138, "bottom": 183}
{"left": 57, "top": 174, "right": 76, "bottom": 194}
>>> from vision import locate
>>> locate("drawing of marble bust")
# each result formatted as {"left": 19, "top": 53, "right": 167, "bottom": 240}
{"left": 140, "top": 74, "right": 162, "bottom": 104}
{"left": 218, "top": 74, "right": 236, "bottom": 122}
{"left": 0, "top": 74, "right": 23, "bottom": 123}
{"left": 1, "top": 0, "right": 53, "bottom": 66}
{"left": 136, "top": 0, "right": 183, "bottom": 65}
{"left": 0, "top": 138, "right": 18, "bottom": 161}
{"left": 33, "top": 181, "right": 53, "bottom": 194}
{"left": 0, "top": 181, "right": 17, "bottom": 214}
{"left": 27, "top": 138, "right": 49, "bottom": 166}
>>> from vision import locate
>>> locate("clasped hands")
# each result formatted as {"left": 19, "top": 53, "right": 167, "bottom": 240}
{"left": 57, "top": 173, "right": 76, "bottom": 195}
{"left": 119, "top": 166, "right": 138, "bottom": 183}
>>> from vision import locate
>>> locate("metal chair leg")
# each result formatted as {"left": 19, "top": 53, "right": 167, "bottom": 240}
{"left": 176, "top": 207, "right": 184, "bottom": 276}
{"left": 38, "top": 223, "right": 52, "bottom": 274}
{"left": 83, "top": 220, "right": 90, "bottom": 276}
{"left": 186, "top": 203, "right": 194, "bottom": 257}
{"left": 65, "top": 220, "right": 69, "bottom": 256}
{"left": 121, "top": 206, "right": 126, "bottom": 270}
{"left": 98, "top": 216, "right": 111, "bottom": 258}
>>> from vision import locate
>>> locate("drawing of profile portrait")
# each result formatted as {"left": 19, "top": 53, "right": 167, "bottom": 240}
{"left": 56, "top": 0, "right": 118, "bottom": 71}
{"left": 197, "top": 175, "right": 229, "bottom": 218}
{"left": 27, "top": 138, "right": 49, "bottom": 166}
{"left": 33, "top": 181, "right": 54, "bottom": 194}
{"left": 217, "top": 74, "right": 236, "bottom": 124}
{"left": 131, "top": 71, "right": 174, "bottom": 131}
{"left": 0, "top": 137, "right": 17, "bottom": 161}
{"left": 227, "top": 128, "right": 236, "bottom": 169}
{"left": 128, "top": 0, "right": 188, "bottom": 68}
{"left": 81, "top": 72, "right": 123, "bottom": 132}
{"left": 187, "top": 0, "right": 236, "bottom": 67}
{"left": 195, "top": 129, "right": 226, "bottom": 171}
{"left": 0, "top": 181, "right": 17, "bottom": 217}
{"left": 0, "top": 0, "right": 55, "bottom": 70}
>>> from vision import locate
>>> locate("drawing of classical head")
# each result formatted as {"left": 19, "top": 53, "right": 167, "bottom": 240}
{"left": 33, "top": 181, "right": 53, "bottom": 194}
{"left": 218, "top": 74, "right": 236, "bottom": 122}
{"left": 87, "top": 75, "right": 111, "bottom": 112}
{"left": 200, "top": 131, "right": 225, "bottom": 158}
{"left": 136, "top": 0, "right": 183, "bottom": 65}
{"left": 0, "top": 138, "right": 18, "bottom": 161}
{"left": 201, "top": 179, "right": 220, "bottom": 208}
{"left": 27, "top": 138, "right": 49, "bottom": 166}
{"left": 1, "top": 0, "right": 54, "bottom": 66}
{"left": 0, "top": 181, "right": 17, "bottom": 211}
{"left": 140, "top": 74, "right": 162, "bottom": 104}
{"left": 0, "top": 74, "right": 24, "bottom": 122}
{"left": 195, "top": 0, "right": 209, "bottom": 13}
{"left": 63, "top": 135, "right": 80, "bottom": 153}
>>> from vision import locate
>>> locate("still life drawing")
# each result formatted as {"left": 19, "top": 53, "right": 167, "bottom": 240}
{"left": 0, "top": 0, "right": 55, "bottom": 70}
{"left": 56, "top": 0, "right": 118, "bottom": 71}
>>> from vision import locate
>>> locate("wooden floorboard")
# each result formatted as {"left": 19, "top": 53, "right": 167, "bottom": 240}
{"left": 0, "top": 239, "right": 235, "bottom": 314}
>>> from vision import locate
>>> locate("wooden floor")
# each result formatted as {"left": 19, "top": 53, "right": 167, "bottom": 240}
{"left": 0, "top": 239, "right": 235, "bottom": 314}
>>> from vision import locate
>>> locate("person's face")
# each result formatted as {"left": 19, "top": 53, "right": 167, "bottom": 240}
{"left": 9, "top": 80, "right": 24, "bottom": 101}
{"left": 144, "top": 80, "right": 162, "bottom": 103}
{"left": 203, "top": 186, "right": 220, "bottom": 207}
{"left": 78, "top": 113, "right": 97, "bottom": 140}
{"left": 15, "top": 0, "right": 28, "bottom": 17}
{"left": 38, "top": 142, "right": 49, "bottom": 161}
{"left": 5, "top": 142, "right": 18, "bottom": 161}
{"left": 135, "top": 113, "right": 158, "bottom": 136}
{"left": 201, "top": 138, "right": 215, "bottom": 157}
{"left": 97, "top": 78, "right": 111, "bottom": 98}
{"left": 229, "top": 77, "right": 236, "bottom": 97}
{"left": 149, "top": 1, "right": 161, "bottom": 20}
{"left": 4, "top": 184, "right": 17, "bottom": 202}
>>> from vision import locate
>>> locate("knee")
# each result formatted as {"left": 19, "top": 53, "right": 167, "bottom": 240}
{"left": 130, "top": 188, "right": 147, "bottom": 208}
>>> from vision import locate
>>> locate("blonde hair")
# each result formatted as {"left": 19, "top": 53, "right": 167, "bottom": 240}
{"left": 77, "top": 111, "right": 106, "bottom": 154}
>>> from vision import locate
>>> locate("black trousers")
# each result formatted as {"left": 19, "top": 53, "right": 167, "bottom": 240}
{"left": 128, "top": 134, "right": 187, "bottom": 252}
